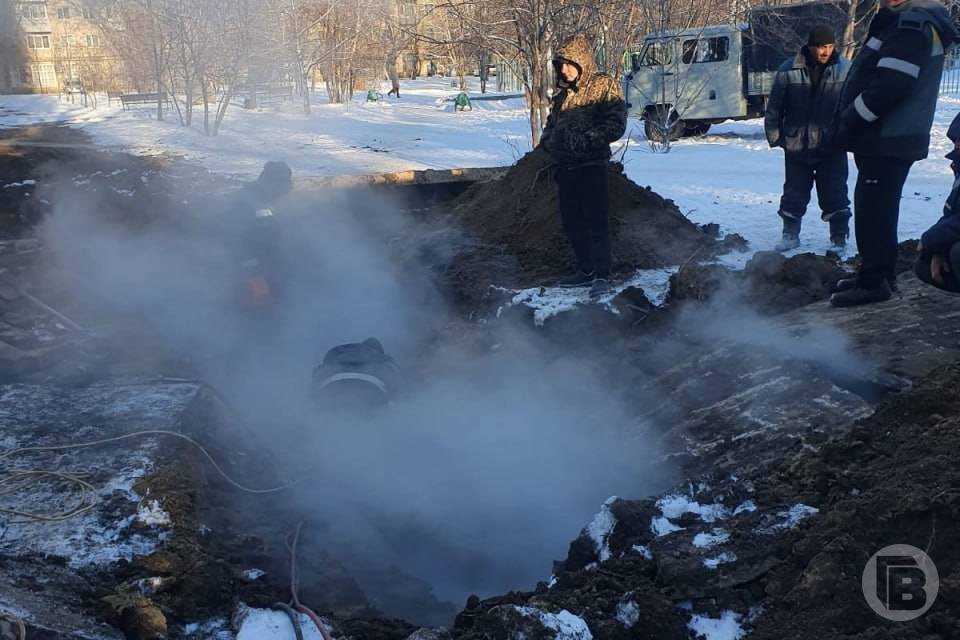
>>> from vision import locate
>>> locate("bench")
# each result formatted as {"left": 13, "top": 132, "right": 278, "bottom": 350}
{"left": 107, "top": 91, "right": 124, "bottom": 105}
{"left": 119, "top": 93, "right": 168, "bottom": 110}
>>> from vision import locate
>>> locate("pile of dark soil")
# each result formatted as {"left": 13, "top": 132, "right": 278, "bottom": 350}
{"left": 663, "top": 244, "right": 928, "bottom": 318}
{"left": 446, "top": 363, "right": 960, "bottom": 640}
{"left": 439, "top": 149, "right": 718, "bottom": 307}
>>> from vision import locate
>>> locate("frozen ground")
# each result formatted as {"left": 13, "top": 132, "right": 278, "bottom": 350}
{"left": 2, "top": 79, "right": 957, "bottom": 263}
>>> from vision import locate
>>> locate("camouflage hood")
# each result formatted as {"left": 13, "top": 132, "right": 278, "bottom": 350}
{"left": 554, "top": 34, "right": 594, "bottom": 83}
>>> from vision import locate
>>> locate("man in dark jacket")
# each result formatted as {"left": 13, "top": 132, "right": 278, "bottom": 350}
{"left": 916, "top": 113, "right": 960, "bottom": 292}
{"left": 539, "top": 33, "right": 628, "bottom": 298}
{"left": 830, "top": 0, "right": 957, "bottom": 307}
{"left": 765, "top": 24, "right": 852, "bottom": 251}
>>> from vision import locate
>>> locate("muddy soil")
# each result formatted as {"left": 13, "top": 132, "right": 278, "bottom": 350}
{"left": 4, "top": 124, "right": 959, "bottom": 640}
{"left": 448, "top": 362, "right": 960, "bottom": 639}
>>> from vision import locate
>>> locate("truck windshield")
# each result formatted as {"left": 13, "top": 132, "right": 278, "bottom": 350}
{"left": 636, "top": 41, "right": 672, "bottom": 69}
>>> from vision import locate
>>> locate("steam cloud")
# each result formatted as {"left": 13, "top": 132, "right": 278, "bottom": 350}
{"left": 36, "top": 165, "right": 668, "bottom": 621}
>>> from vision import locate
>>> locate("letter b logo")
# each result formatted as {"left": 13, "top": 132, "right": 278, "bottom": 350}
{"left": 863, "top": 545, "right": 939, "bottom": 621}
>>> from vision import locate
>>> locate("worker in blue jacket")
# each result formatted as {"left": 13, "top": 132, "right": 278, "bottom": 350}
{"left": 916, "top": 112, "right": 960, "bottom": 292}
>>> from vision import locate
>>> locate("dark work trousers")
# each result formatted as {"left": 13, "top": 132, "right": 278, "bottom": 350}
{"left": 915, "top": 242, "right": 960, "bottom": 293}
{"left": 853, "top": 155, "right": 914, "bottom": 287}
{"left": 555, "top": 163, "right": 611, "bottom": 277}
{"left": 779, "top": 151, "right": 851, "bottom": 222}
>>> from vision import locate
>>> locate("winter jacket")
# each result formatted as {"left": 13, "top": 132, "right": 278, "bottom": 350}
{"left": 765, "top": 49, "right": 850, "bottom": 159}
{"left": 836, "top": 0, "right": 957, "bottom": 161}
{"left": 539, "top": 34, "right": 627, "bottom": 166}
{"left": 920, "top": 113, "right": 960, "bottom": 256}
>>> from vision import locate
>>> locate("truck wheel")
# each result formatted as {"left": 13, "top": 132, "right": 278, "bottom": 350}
{"left": 683, "top": 122, "right": 711, "bottom": 137}
{"left": 644, "top": 113, "right": 682, "bottom": 143}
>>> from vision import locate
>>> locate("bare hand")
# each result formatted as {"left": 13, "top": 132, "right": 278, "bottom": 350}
{"left": 932, "top": 253, "right": 951, "bottom": 285}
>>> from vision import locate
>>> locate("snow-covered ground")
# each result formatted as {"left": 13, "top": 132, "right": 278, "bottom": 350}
{"left": 2, "top": 78, "right": 957, "bottom": 262}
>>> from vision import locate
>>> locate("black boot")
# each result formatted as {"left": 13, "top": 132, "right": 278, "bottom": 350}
{"left": 832, "top": 276, "right": 897, "bottom": 294}
{"left": 831, "top": 277, "right": 858, "bottom": 293}
{"left": 829, "top": 280, "right": 892, "bottom": 307}
{"left": 775, "top": 215, "right": 801, "bottom": 252}
{"left": 829, "top": 218, "right": 849, "bottom": 251}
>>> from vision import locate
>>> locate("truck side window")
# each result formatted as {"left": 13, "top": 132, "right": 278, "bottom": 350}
{"left": 681, "top": 37, "right": 730, "bottom": 64}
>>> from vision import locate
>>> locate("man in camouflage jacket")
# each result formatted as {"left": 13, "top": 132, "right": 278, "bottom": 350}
{"left": 539, "top": 33, "right": 627, "bottom": 297}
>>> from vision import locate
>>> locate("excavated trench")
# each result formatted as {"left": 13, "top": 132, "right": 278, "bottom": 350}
{"left": 2, "top": 127, "right": 960, "bottom": 639}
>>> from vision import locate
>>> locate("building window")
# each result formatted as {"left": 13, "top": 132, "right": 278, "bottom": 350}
{"left": 101, "top": 6, "right": 114, "bottom": 19}
{"left": 85, "top": 34, "right": 100, "bottom": 47}
{"left": 81, "top": 7, "right": 94, "bottom": 19}
{"left": 20, "top": 3, "right": 47, "bottom": 19}
{"left": 31, "top": 63, "right": 57, "bottom": 89}
{"left": 56, "top": 6, "right": 70, "bottom": 19}
{"left": 60, "top": 34, "right": 75, "bottom": 47}
{"left": 27, "top": 33, "right": 51, "bottom": 49}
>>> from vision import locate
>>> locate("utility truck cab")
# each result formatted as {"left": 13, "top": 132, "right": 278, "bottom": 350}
{"left": 624, "top": 0, "right": 853, "bottom": 141}
{"left": 625, "top": 25, "right": 758, "bottom": 140}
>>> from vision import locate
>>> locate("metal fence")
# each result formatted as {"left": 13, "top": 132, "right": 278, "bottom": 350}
{"left": 941, "top": 49, "right": 960, "bottom": 95}
{"left": 494, "top": 63, "right": 525, "bottom": 93}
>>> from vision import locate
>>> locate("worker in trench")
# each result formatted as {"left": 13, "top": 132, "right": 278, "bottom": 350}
{"left": 223, "top": 160, "right": 294, "bottom": 308}
{"left": 916, "top": 112, "right": 960, "bottom": 292}
{"left": 538, "top": 33, "right": 628, "bottom": 299}
{"left": 765, "top": 24, "right": 852, "bottom": 252}
{"left": 311, "top": 337, "right": 401, "bottom": 411}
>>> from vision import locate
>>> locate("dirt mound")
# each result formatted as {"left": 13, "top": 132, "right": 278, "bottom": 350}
{"left": 660, "top": 250, "right": 849, "bottom": 321}
{"left": 440, "top": 149, "right": 716, "bottom": 306}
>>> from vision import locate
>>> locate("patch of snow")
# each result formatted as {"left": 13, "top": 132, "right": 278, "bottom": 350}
{"left": 615, "top": 599, "right": 640, "bottom": 627}
{"left": 137, "top": 500, "right": 171, "bottom": 526}
{"left": 692, "top": 529, "right": 729, "bottom": 548}
{"left": 184, "top": 618, "right": 232, "bottom": 639}
{"left": 651, "top": 516, "right": 684, "bottom": 537}
{"left": 617, "top": 267, "right": 678, "bottom": 306}
{"left": 657, "top": 494, "right": 730, "bottom": 523}
{"left": 236, "top": 607, "right": 333, "bottom": 640}
{"left": 584, "top": 496, "right": 618, "bottom": 562}
{"left": 243, "top": 568, "right": 266, "bottom": 581}
{"left": 756, "top": 503, "right": 819, "bottom": 535}
{"left": 2, "top": 180, "right": 36, "bottom": 188}
{"left": 703, "top": 552, "right": 737, "bottom": 569}
{"left": 496, "top": 267, "right": 677, "bottom": 325}
{"left": 515, "top": 607, "right": 593, "bottom": 640}
{"left": 0, "top": 462, "right": 164, "bottom": 568}
{"left": 733, "top": 500, "right": 757, "bottom": 515}
{"left": 688, "top": 610, "right": 746, "bottom": 640}
{"left": 631, "top": 544, "right": 653, "bottom": 560}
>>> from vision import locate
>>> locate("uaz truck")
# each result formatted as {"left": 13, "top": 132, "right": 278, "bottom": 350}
{"left": 623, "top": 1, "right": 857, "bottom": 141}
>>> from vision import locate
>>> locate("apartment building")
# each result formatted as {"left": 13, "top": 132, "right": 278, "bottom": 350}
{"left": 394, "top": 0, "right": 453, "bottom": 79}
{"left": 0, "top": 0, "right": 122, "bottom": 93}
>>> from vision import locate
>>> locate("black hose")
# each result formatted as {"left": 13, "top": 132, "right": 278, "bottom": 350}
{"left": 273, "top": 602, "right": 304, "bottom": 640}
